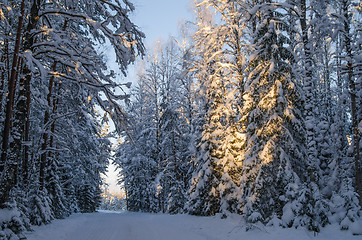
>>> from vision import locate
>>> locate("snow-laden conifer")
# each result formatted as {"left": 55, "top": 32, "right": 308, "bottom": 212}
{"left": 240, "top": 1, "right": 306, "bottom": 227}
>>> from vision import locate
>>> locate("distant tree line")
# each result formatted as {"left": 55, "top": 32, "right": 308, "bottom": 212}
{"left": 100, "top": 186, "right": 126, "bottom": 211}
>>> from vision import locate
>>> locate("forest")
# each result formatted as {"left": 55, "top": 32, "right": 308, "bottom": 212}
{"left": 0, "top": 0, "right": 361, "bottom": 239}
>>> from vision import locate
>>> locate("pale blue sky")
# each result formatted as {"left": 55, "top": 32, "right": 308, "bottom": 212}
{"left": 130, "top": 0, "right": 193, "bottom": 46}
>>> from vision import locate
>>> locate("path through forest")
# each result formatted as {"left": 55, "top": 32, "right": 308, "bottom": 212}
{"left": 25, "top": 211, "right": 362, "bottom": 240}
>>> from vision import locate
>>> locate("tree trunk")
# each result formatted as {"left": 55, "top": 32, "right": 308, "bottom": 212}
{"left": 0, "top": 36, "right": 9, "bottom": 112}
{"left": 39, "top": 62, "right": 57, "bottom": 189}
{"left": 49, "top": 81, "right": 60, "bottom": 151}
{"left": 22, "top": 78, "right": 31, "bottom": 185}
{"left": 0, "top": 0, "right": 26, "bottom": 206}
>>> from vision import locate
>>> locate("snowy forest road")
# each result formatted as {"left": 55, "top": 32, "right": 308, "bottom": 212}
{"left": 26, "top": 211, "right": 222, "bottom": 240}
{"left": 25, "top": 211, "right": 362, "bottom": 240}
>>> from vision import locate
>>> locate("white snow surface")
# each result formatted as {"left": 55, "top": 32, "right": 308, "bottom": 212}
{"left": 25, "top": 211, "right": 362, "bottom": 240}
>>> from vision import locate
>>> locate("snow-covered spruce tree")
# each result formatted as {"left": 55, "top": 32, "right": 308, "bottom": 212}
{"left": 157, "top": 40, "right": 190, "bottom": 214}
{"left": 117, "top": 59, "right": 162, "bottom": 212}
{"left": 207, "top": 0, "right": 252, "bottom": 215}
{"left": 186, "top": 1, "right": 245, "bottom": 216}
{"left": 174, "top": 31, "right": 200, "bottom": 206}
{"left": 291, "top": 0, "right": 332, "bottom": 230}
{"left": 186, "top": 3, "right": 222, "bottom": 216}
{"left": 52, "top": 79, "right": 111, "bottom": 214}
{"left": 326, "top": 5, "right": 351, "bottom": 209}
{"left": 240, "top": 2, "right": 307, "bottom": 227}
{"left": 327, "top": 25, "right": 350, "bottom": 207}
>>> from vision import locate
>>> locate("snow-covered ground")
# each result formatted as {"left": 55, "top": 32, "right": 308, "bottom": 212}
{"left": 25, "top": 211, "right": 362, "bottom": 240}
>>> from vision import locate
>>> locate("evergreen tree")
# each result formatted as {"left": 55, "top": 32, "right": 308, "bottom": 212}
{"left": 240, "top": 1, "right": 306, "bottom": 227}
{"left": 117, "top": 61, "right": 161, "bottom": 212}
{"left": 187, "top": 0, "right": 248, "bottom": 217}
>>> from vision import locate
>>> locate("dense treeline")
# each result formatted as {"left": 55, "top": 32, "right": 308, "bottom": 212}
{"left": 117, "top": 0, "right": 361, "bottom": 233}
{"left": 0, "top": 0, "right": 144, "bottom": 239}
